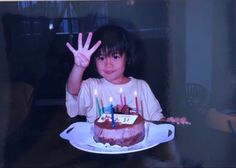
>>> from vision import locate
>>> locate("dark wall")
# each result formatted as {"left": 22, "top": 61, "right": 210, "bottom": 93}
{"left": 1, "top": 1, "right": 170, "bottom": 111}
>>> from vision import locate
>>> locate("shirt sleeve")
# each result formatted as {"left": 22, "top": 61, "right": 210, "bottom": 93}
{"left": 65, "top": 87, "right": 79, "bottom": 118}
{"left": 142, "top": 81, "right": 165, "bottom": 121}
{"left": 65, "top": 80, "right": 91, "bottom": 118}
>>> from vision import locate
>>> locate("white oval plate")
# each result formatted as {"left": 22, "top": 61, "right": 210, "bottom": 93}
{"left": 60, "top": 121, "right": 175, "bottom": 154}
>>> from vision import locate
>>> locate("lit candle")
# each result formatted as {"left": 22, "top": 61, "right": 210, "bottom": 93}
{"left": 95, "top": 89, "right": 102, "bottom": 117}
{"left": 119, "top": 88, "right": 123, "bottom": 106}
{"left": 134, "top": 91, "right": 139, "bottom": 113}
{"left": 109, "top": 97, "right": 115, "bottom": 128}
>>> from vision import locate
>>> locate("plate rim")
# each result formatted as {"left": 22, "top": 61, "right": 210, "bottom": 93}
{"left": 62, "top": 121, "right": 174, "bottom": 155}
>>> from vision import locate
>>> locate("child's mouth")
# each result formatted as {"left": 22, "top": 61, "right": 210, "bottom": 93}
{"left": 104, "top": 70, "right": 115, "bottom": 75}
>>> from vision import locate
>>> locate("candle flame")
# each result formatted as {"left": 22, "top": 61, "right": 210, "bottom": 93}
{"left": 109, "top": 97, "right": 113, "bottom": 102}
{"left": 119, "top": 88, "right": 123, "bottom": 93}
{"left": 134, "top": 91, "right": 137, "bottom": 96}
{"left": 94, "top": 89, "right": 98, "bottom": 95}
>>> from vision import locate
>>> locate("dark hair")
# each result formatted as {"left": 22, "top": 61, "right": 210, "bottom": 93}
{"left": 91, "top": 24, "right": 134, "bottom": 76}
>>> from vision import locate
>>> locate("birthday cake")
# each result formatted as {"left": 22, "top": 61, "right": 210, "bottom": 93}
{"left": 93, "top": 105, "right": 145, "bottom": 147}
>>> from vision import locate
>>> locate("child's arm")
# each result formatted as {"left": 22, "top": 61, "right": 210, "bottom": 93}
{"left": 66, "top": 32, "right": 101, "bottom": 95}
{"left": 160, "top": 116, "right": 191, "bottom": 125}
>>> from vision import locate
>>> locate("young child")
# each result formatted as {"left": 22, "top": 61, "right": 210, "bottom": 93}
{"left": 65, "top": 24, "right": 190, "bottom": 125}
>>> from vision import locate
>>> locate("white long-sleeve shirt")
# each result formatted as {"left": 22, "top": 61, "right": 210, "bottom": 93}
{"left": 66, "top": 77, "right": 164, "bottom": 122}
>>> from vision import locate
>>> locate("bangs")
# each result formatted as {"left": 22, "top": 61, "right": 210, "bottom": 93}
{"left": 91, "top": 25, "right": 130, "bottom": 58}
{"left": 97, "top": 44, "right": 126, "bottom": 57}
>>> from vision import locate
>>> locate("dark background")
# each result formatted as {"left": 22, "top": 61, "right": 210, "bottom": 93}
{"left": 1, "top": 1, "right": 169, "bottom": 111}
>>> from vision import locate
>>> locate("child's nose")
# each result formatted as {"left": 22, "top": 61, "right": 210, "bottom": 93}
{"left": 105, "top": 57, "right": 113, "bottom": 67}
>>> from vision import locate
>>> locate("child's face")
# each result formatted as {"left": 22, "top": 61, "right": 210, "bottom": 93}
{"left": 96, "top": 52, "right": 126, "bottom": 84}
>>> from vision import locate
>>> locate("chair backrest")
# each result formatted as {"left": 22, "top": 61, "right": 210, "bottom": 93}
{"left": 184, "top": 83, "right": 208, "bottom": 113}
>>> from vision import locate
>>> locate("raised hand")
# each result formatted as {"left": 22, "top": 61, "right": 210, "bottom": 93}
{"left": 66, "top": 32, "right": 101, "bottom": 69}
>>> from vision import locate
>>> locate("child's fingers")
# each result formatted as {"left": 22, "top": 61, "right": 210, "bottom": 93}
{"left": 180, "top": 117, "right": 191, "bottom": 125}
{"left": 166, "top": 116, "right": 191, "bottom": 125}
{"left": 175, "top": 117, "right": 180, "bottom": 124}
{"left": 88, "top": 40, "right": 102, "bottom": 56}
{"left": 66, "top": 42, "right": 76, "bottom": 54}
{"left": 166, "top": 117, "right": 175, "bottom": 122}
{"left": 84, "top": 32, "right": 93, "bottom": 50}
{"left": 180, "top": 117, "right": 186, "bottom": 123}
{"left": 78, "top": 33, "right": 83, "bottom": 50}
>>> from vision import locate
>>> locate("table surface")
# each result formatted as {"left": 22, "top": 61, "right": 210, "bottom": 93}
{"left": 3, "top": 106, "right": 236, "bottom": 168}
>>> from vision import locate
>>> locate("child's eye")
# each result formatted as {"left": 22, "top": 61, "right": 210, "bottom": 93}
{"left": 112, "top": 54, "right": 121, "bottom": 59}
{"left": 97, "top": 56, "right": 105, "bottom": 61}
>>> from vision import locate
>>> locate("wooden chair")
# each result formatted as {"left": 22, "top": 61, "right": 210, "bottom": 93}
{"left": 184, "top": 83, "right": 208, "bottom": 114}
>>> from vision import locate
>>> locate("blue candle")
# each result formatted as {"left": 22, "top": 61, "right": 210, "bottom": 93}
{"left": 109, "top": 97, "right": 115, "bottom": 128}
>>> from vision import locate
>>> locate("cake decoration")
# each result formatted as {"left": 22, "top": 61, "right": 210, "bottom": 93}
{"left": 97, "top": 113, "right": 138, "bottom": 125}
